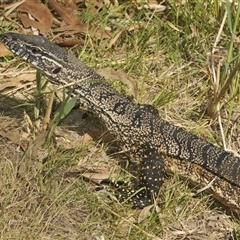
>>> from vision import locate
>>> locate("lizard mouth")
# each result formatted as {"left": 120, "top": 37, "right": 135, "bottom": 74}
{"left": 0, "top": 33, "right": 28, "bottom": 60}
{"left": 0, "top": 33, "right": 14, "bottom": 50}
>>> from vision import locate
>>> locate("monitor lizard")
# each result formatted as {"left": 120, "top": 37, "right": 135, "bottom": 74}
{"left": 1, "top": 32, "right": 239, "bottom": 213}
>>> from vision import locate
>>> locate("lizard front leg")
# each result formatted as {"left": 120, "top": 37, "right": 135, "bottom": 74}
{"left": 117, "top": 150, "right": 165, "bottom": 208}
{"left": 132, "top": 150, "right": 165, "bottom": 208}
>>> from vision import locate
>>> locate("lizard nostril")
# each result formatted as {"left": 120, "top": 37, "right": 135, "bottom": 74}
{"left": 52, "top": 67, "right": 61, "bottom": 74}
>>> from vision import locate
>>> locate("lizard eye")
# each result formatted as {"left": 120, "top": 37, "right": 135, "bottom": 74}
{"left": 31, "top": 47, "right": 40, "bottom": 54}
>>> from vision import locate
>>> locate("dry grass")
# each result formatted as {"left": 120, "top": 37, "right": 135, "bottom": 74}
{"left": 1, "top": 1, "right": 240, "bottom": 239}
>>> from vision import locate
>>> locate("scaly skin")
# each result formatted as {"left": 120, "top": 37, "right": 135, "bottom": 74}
{"left": 1, "top": 32, "right": 240, "bottom": 211}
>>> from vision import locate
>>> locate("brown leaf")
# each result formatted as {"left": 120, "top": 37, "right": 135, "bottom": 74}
{"left": 65, "top": 167, "right": 118, "bottom": 184}
{"left": 18, "top": 1, "right": 53, "bottom": 35}
{"left": 138, "top": 205, "right": 154, "bottom": 223}
{"left": 107, "top": 30, "right": 123, "bottom": 49}
{"left": 31, "top": 131, "right": 49, "bottom": 159}
{"left": 49, "top": 0, "right": 81, "bottom": 26}
{"left": 84, "top": 0, "right": 110, "bottom": 15}
{"left": 0, "top": 128, "right": 20, "bottom": 146}
{"left": 96, "top": 67, "right": 138, "bottom": 99}
{"left": 52, "top": 24, "right": 88, "bottom": 34}
{"left": 144, "top": 3, "right": 166, "bottom": 12}
{"left": 0, "top": 128, "right": 29, "bottom": 151}
{"left": 53, "top": 24, "right": 112, "bottom": 40}
{"left": 0, "top": 44, "right": 12, "bottom": 57}
{"left": 81, "top": 168, "right": 112, "bottom": 184}
{"left": 0, "top": 73, "right": 36, "bottom": 92}
{"left": 54, "top": 129, "right": 93, "bottom": 150}
{"left": 55, "top": 38, "right": 85, "bottom": 47}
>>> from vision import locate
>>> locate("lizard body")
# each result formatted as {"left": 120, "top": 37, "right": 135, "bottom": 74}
{"left": 1, "top": 32, "right": 239, "bottom": 212}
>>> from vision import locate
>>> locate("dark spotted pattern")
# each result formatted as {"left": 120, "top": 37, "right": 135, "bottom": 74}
{"left": 1, "top": 32, "right": 240, "bottom": 210}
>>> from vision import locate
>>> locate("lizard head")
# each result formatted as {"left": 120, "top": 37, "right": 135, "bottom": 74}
{"left": 0, "top": 32, "right": 102, "bottom": 85}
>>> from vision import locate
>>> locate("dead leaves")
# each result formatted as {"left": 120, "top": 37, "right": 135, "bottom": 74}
{"left": 1, "top": 0, "right": 113, "bottom": 42}
{"left": 47, "top": 0, "right": 113, "bottom": 40}
{"left": 18, "top": 1, "right": 53, "bottom": 35}
{"left": 0, "top": 72, "right": 36, "bottom": 92}
{"left": 0, "top": 123, "right": 28, "bottom": 151}
{"left": 0, "top": 0, "right": 166, "bottom": 46}
{"left": 48, "top": 0, "right": 81, "bottom": 26}
{"left": 96, "top": 67, "right": 138, "bottom": 99}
